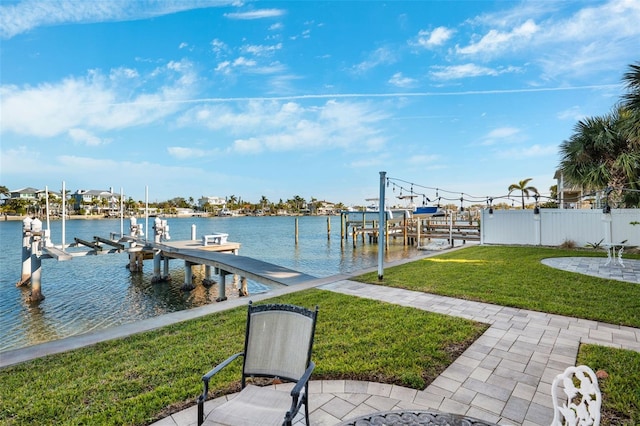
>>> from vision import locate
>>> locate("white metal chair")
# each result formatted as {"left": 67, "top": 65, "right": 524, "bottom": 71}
{"left": 551, "top": 365, "right": 602, "bottom": 426}
{"left": 197, "top": 301, "right": 318, "bottom": 426}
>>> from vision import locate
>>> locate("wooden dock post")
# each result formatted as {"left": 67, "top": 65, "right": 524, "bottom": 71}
{"left": 327, "top": 217, "right": 331, "bottom": 240}
{"left": 352, "top": 225, "right": 356, "bottom": 248}
{"left": 17, "top": 217, "right": 33, "bottom": 287}
{"left": 295, "top": 218, "right": 299, "bottom": 244}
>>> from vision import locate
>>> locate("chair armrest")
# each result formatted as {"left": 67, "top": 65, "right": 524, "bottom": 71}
{"left": 202, "top": 352, "right": 244, "bottom": 384}
{"left": 290, "top": 361, "right": 315, "bottom": 398}
{"left": 198, "top": 352, "right": 244, "bottom": 426}
{"left": 285, "top": 361, "right": 315, "bottom": 424}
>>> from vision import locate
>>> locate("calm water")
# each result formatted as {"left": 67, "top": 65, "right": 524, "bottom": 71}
{"left": 0, "top": 215, "right": 421, "bottom": 352}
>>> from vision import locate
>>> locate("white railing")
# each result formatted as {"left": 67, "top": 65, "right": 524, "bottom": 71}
{"left": 480, "top": 209, "right": 640, "bottom": 247}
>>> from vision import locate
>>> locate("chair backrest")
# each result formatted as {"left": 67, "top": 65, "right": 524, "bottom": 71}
{"left": 551, "top": 365, "right": 602, "bottom": 426}
{"left": 242, "top": 302, "right": 318, "bottom": 383}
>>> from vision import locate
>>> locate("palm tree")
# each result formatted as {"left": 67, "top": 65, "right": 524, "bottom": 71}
{"left": 259, "top": 195, "right": 268, "bottom": 213}
{"left": 287, "top": 195, "right": 306, "bottom": 213}
{"left": 125, "top": 197, "right": 137, "bottom": 215}
{"left": 508, "top": 178, "right": 539, "bottom": 209}
{"left": 559, "top": 107, "right": 638, "bottom": 206}
{"left": 621, "top": 61, "right": 640, "bottom": 148}
{"left": 227, "top": 195, "right": 238, "bottom": 209}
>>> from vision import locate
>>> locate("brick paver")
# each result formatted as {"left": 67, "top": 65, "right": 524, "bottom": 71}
{"left": 316, "top": 279, "right": 640, "bottom": 425}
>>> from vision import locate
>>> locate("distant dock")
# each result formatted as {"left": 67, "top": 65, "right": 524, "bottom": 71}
{"left": 341, "top": 210, "right": 480, "bottom": 248}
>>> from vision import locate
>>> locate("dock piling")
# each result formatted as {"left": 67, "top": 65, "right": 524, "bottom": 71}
{"left": 182, "top": 261, "right": 195, "bottom": 291}
{"left": 217, "top": 272, "right": 229, "bottom": 302}
{"left": 202, "top": 265, "right": 215, "bottom": 287}
{"left": 28, "top": 219, "right": 44, "bottom": 302}
{"left": 239, "top": 277, "right": 248, "bottom": 297}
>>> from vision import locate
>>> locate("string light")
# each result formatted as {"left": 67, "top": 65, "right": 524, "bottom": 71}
{"left": 385, "top": 176, "right": 555, "bottom": 210}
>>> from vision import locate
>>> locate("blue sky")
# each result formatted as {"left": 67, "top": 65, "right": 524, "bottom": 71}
{"left": 1, "top": 0, "right": 639, "bottom": 207}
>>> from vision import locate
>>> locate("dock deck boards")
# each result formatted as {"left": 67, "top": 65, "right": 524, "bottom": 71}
{"left": 148, "top": 239, "right": 317, "bottom": 287}
{"left": 172, "top": 249, "right": 317, "bottom": 287}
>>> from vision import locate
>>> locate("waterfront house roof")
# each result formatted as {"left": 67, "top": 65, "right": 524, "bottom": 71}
{"left": 11, "top": 187, "right": 39, "bottom": 194}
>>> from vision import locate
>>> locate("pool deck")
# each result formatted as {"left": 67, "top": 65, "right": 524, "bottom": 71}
{"left": 3, "top": 250, "right": 640, "bottom": 425}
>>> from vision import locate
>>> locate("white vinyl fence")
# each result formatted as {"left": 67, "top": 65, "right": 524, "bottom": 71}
{"left": 480, "top": 209, "right": 640, "bottom": 247}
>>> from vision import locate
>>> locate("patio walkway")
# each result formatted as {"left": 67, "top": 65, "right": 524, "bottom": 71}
{"left": 541, "top": 256, "right": 640, "bottom": 284}
{"left": 154, "top": 256, "right": 640, "bottom": 426}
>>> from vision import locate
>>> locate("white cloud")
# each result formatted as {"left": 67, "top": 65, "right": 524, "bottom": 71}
{"left": 430, "top": 63, "right": 520, "bottom": 80}
{"left": 210, "top": 38, "right": 229, "bottom": 57}
{"left": 487, "top": 127, "right": 520, "bottom": 139}
{"left": 454, "top": 1, "right": 640, "bottom": 78}
{"left": 414, "top": 26, "right": 454, "bottom": 48}
{"left": 353, "top": 47, "right": 397, "bottom": 74}
{"left": 232, "top": 137, "right": 263, "bottom": 154}
{"left": 232, "top": 57, "right": 257, "bottom": 68}
{"left": 224, "top": 9, "right": 285, "bottom": 20}
{"left": 166, "top": 146, "right": 209, "bottom": 159}
{"left": 557, "top": 106, "right": 587, "bottom": 121}
{"left": 68, "top": 128, "right": 108, "bottom": 146}
{"left": 481, "top": 127, "right": 523, "bottom": 146}
{"left": 109, "top": 67, "right": 139, "bottom": 80}
{"left": 215, "top": 61, "right": 231, "bottom": 74}
{"left": 179, "top": 99, "right": 390, "bottom": 153}
{"left": 0, "top": 59, "right": 197, "bottom": 137}
{"left": 0, "top": 0, "right": 235, "bottom": 39}
{"left": 241, "top": 43, "right": 282, "bottom": 56}
{"left": 388, "top": 72, "right": 417, "bottom": 88}
{"left": 456, "top": 19, "right": 538, "bottom": 56}
{"left": 496, "top": 144, "right": 557, "bottom": 159}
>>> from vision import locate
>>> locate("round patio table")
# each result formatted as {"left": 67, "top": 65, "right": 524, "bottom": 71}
{"left": 338, "top": 409, "right": 499, "bottom": 425}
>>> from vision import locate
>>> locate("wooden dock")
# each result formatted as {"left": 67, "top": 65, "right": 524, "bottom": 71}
{"left": 345, "top": 212, "right": 480, "bottom": 247}
{"left": 166, "top": 249, "right": 316, "bottom": 287}
{"left": 152, "top": 239, "right": 316, "bottom": 287}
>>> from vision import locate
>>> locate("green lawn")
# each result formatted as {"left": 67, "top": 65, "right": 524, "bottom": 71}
{"left": 578, "top": 345, "right": 640, "bottom": 425}
{"left": 0, "top": 290, "right": 486, "bottom": 426}
{"left": 354, "top": 245, "right": 640, "bottom": 327}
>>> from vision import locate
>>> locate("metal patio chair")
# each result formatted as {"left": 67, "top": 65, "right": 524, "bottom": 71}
{"left": 197, "top": 301, "right": 318, "bottom": 426}
{"left": 551, "top": 365, "right": 602, "bottom": 426}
